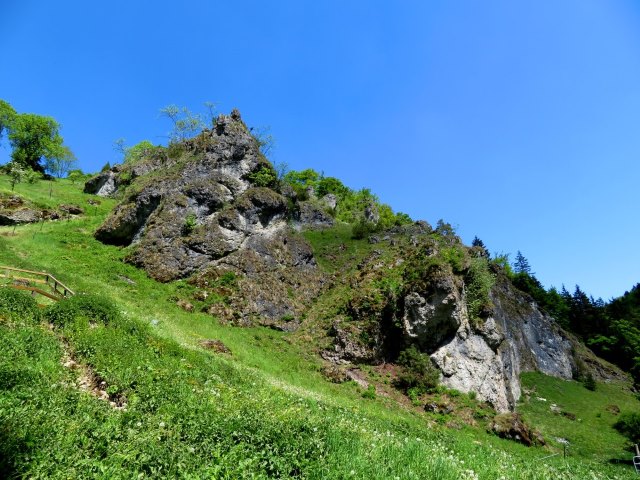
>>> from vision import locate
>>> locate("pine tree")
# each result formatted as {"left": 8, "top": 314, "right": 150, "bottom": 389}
{"left": 513, "top": 250, "right": 532, "bottom": 275}
{"left": 471, "top": 236, "right": 490, "bottom": 258}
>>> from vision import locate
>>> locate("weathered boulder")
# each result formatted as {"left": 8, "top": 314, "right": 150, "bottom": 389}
{"left": 364, "top": 201, "right": 379, "bottom": 224}
{"left": 0, "top": 194, "right": 24, "bottom": 209}
{"left": 321, "top": 321, "right": 377, "bottom": 364}
{"left": 0, "top": 208, "right": 41, "bottom": 225}
{"left": 293, "top": 201, "right": 334, "bottom": 229}
{"left": 59, "top": 204, "right": 84, "bottom": 215}
{"left": 199, "top": 339, "right": 231, "bottom": 354}
{"left": 489, "top": 413, "right": 545, "bottom": 446}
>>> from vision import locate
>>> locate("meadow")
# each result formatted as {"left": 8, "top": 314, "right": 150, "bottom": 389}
{"left": 0, "top": 175, "right": 637, "bottom": 479}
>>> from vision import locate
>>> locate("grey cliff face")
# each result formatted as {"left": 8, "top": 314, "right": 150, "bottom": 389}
{"left": 429, "top": 278, "right": 575, "bottom": 412}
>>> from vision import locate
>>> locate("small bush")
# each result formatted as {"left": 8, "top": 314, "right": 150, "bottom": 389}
{"left": 247, "top": 165, "right": 278, "bottom": 188}
{"left": 362, "top": 384, "right": 377, "bottom": 399}
{"left": 45, "top": 293, "right": 121, "bottom": 327}
{"left": 583, "top": 372, "right": 597, "bottom": 391}
{"left": 407, "top": 387, "right": 423, "bottom": 406}
{"left": 183, "top": 213, "right": 197, "bottom": 235}
{"left": 0, "top": 288, "right": 41, "bottom": 323}
{"left": 613, "top": 412, "right": 640, "bottom": 443}
{"left": 465, "top": 257, "right": 495, "bottom": 321}
{"left": 396, "top": 345, "right": 440, "bottom": 394}
{"left": 351, "top": 219, "right": 376, "bottom": 240}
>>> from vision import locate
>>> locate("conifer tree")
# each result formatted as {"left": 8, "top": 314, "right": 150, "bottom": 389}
{"left": 513, "top": 250, "right": 532, "bottom": 275}
{"left": 471, "top": 236, "right": 489, "bottom": 258}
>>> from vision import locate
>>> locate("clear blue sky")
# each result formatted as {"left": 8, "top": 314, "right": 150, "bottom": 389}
{"left": 1, "top": 0, "right": 639, "bottom": 300}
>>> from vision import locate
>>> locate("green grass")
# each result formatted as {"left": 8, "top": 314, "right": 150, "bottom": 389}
{"left": 519, "top": 371, "right": 639, "bottom": 462}
{"left": 0, "top": 174, "right": 637, "bottom": 478}
{"left": 302, "top": 223, "right": 375, "bottom": 274}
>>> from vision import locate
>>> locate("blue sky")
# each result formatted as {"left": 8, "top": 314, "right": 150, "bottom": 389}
{"left": 1, "top": 0, "right": 639, "bottom": 300}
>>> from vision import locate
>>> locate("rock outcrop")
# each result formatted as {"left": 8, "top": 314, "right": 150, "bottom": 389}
{"left": 317, "top": 229, "right": 623, "bottom": 413}
{"left": 94, "top": 110, "right": 287, "bottom": 279}
{"left": 430, "top": 277, "right": 575, "bottom": 412}
{"left": 84, "top": 169, "right": 119, "bottom": 197}
{"left": 0, "top": 193, "right": 82, "bottom": 225}
{"left": 91, "top": 110, "right": 324, "bottom": 326}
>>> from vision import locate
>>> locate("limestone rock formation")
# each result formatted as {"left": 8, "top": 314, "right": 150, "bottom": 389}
{"left": 292, "top": 201, "right": 335, "bottom": 229}
{"left": 84, "top": 169, "right": 119, "bottom": 196}
{"left": 318, "top": 228, "right": 623, "bottom": 412}
{"left": 428, "top": 277, "right": 577, "bottom": 412}
{"left": 91, "top": 110, "right": 324, "bottom": 326}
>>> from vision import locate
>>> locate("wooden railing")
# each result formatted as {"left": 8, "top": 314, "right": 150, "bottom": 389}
{"left": 0, "top": 265, "right": 74, "bottom": 302}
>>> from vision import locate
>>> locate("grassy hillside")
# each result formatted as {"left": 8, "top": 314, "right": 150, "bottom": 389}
{"left": 519, "top": 372, "right": 638, "bottom": 462}
{"left": 0, "top": 174, "right": 637, "bottom": 479}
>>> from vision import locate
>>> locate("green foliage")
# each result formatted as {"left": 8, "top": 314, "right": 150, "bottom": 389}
{"left": 160, "top": 104, "right": 205, "bottom": 142}
{"left": 251, "top": 126, "right": 275, "bottom": 157}
{"left": 0, "top": 288, "right": 41, "bottom": 323}
{"left": 582, "top": 372, "right": 597, "bottom": 391}
{"left": 182, "top": 213, "right": 197, "bottom": 235}
{"left": 23, "top": 169, "right": 40, "bottom": 184}
{"left": 396, "top": 346, "right": 440, "bottom": 394}
{"left": 0, "top": 99, "right": 17, "bottom": 139}
{"left": 440, "top": 245, "right": 466, "bottom": 273}
{"left": 281, "top": 168, "right": 411, "bottom": 227}
{"left": 613, "top": 412, "right": 640, "bottom": 444}
{"left": 67, "top": 169, "right": 87, "bottom": 185}
{"left": 335, "top": 188, "right": 377, "bottom": 224}
{"left": 465, "top": 257, "right": 495, "bottom": 321}
{"left": 282, "top": 168, "right": 321, "bottom": 188}
{"left": 407, "top": 387, "right": 423, "bottom": 406}
{"left": 471, "top": 236, "right": 489, "bottom": 258}
{"left": 45, "top": 293, "right": 122, "bottom": 327}
{"left": 394, "top": 212, "right": 413, "bottom": 226}
{"left": 100, "top": 162, "right": 111, "bottom": 172}
{"left": 317, "top": 176, "right": 349, "bottom": 198}
{"left": 123, "top": 140, "right": 160, "bottom": 165}
{"left": 490, "top": 252, "right": 513, "bottom": 276}
{"left": 434, "top": 220, "right": 458, "bottom": 245}
{"left": 217, "top": 271, "right": 237, "bottom": 287}
{"left": 7, "top": 111, "right": 66, "bottom": 172}
{"left": 44, "top": 145, "right": 77, "bottom": 178}
{"left": 351, "top": 219, "right": 376, "bottom": 240}
{"left": 513, "top": 250, "right": 532, "bottom": 275}
{"left": 246, "top": 165, "right": 278, "bottom": 188}
{"left": 362, "top": 384, "right": 377, "bottom": 399}
{"left": 6, "top": 162, "right": 26, "bottom": 191}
